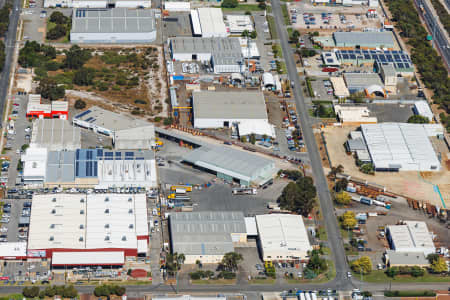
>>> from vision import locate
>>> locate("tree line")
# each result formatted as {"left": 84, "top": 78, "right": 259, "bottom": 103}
{"left": 385, "top": 0, "right": 450, "bottom": 132}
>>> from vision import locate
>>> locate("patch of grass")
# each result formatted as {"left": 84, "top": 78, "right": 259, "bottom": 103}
{"left": 321, "top": 246, "right": 331, "bottom": 255}
{"left": 276, "top": 60, "right": 287, "bottom": 74}
{"left": 272, "top": 43, "right": 283, "bottom": 58}
{"left": 248, "top": 278, "right": 276, "bottom": 284}
{"left": 356, "top": 270, "right": 450, "bottom": 283}
{"left": 267, "top": 16, "right": 278, "bottom": 40}
{"left": 305, "top": 77, "right": 314, "bottom": 97}
{"left": 316, "top": 226, "right": 328, "bottom": 240}
{"left": 191, "top": 279, "right": 236, "bottom": 285}
{"left": 46, "top": 20, "right": 71, "bottom": 43}
{"left": 222, "top": 4, "right": 264, "bottom": 11}
{"left": 281, "top": 4, "right": 290, "bottom": 25}
{"left": 287, "top": 260, "right": 335, "bottom": 284}
{"left": 266, "top": 5, "right": 272, "bottom": 13}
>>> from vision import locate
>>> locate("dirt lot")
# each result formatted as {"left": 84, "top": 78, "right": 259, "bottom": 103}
{"left": 323, "top": 126, "right": 450, "bottom": 207}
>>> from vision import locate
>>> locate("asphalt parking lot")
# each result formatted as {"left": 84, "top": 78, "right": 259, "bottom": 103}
{"left": 366, "top": 103, "right": 415, "bottom": 122}
{"left": 163, "top": 12, "right": 192, "bottom": 38}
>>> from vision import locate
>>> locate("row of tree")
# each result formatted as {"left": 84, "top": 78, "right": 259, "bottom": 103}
{"left": 385, "top": 0, "right": 450, "bottom": 132}
{"left": 0, "top": 40, "right": 5, "bottom": 72}
{"left": 23, "top": 285, "right": 78, "bottom": 299}
{"left": 93, "top": 284, "right": 126, "bottom": 297}
{"left": 0, "top": 2, "right": 11, "bottom": 37}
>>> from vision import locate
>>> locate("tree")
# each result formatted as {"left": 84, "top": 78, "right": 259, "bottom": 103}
{"left": 49, "top": 11, "right": 68, "bottom": 24}
{"left": 240, "top": 136, "right": 247, "bottom": 143}
{"left": 430, "top": 256, "right": 447, "bottom": 273}
{"left": 23, "top": 286, "right": 40, "bottom": 298}
{"left": 407, "top": 115, "right": 430, "bottom": 123}
{"left": 360, "top": 163, "right": 375, "bottom": 175}
{"left": 37, "top": 77, "right": 65, "bottom": 100}
{"left": 426, "top": 253, "right": 440, "bottom": 264}
{"left": 350, "top": 256, "right": 372, "bottom": 275}
{"left": 73, "top": 67, "right": 94, "bottom": 86}
{"left": 62, "top": 285, "right": 78, "bottom": 298}
{"left": 46, "top": 24, "right": 67, "bottom": 40}
{"left": 74, "top": 99, "right": 86, "bottom": 110}
{"left": 241, "top": 30, "right": 250, "bottom": 38}
{"left": 341, "top": 211, "right": 357, "bottom": 229}
{"left": 163, "top": 117, "right": 173, "bottom": 126}
{"left": 221, "top": 0, "right": 238, "bottom": 8}
{"left": 386, "top": 266, "right": 399, "bottom": 278}
{"left": 410, "top": 266, "right": 425, "bottom": 277}
{"left": 94, "top": 285, "right": 110, "bottom": 297}
{"left": 250, "top": 134, "right": 256, "bottom": 144}
{"left": 291, "top": 30, "right": 300, "bottom": 43}
{"left": 335, "top": 191, "right": 351, "bottom": 205}
{"left": 64, "top": 45, "right": 92, "bottom": 70}
{"left": 328, "top": 164, "right": 343, "bottom": 179}
{"left": 258, "top": 2, "right": 266, "bottom": 9}
{"left": 334, "top": 178, "right": 348, "bottom": 192}
{"left": 307, "top": 250, "right": 327, "bottom": 273}
{"left": 219, "top": 252, "right": 243, "bottom": 272}
{"left": 278, "top": 177, "right": 316, "bottom": 216}
{"left": 0, "top": 41, "right": 5, "bottom": 72}
{"left": 250, "top": 30, "right": 257, "bottom": 39}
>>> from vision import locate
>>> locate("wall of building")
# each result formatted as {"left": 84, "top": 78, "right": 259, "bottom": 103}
{"left": 194, "top": 118, "right": 267, "bottom": 129}
{"left": 184, "top": 254, "right": 224, "bottom": 264}
{"left": 172, "top": 52, "right": 211, "bottom": 62}
{"left": 70, "top": 31, "right": 157, "bottom": 44}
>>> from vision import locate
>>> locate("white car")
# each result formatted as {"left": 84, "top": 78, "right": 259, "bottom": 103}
{"left": 347, "top": 271, "right": 352, "bottom": 278}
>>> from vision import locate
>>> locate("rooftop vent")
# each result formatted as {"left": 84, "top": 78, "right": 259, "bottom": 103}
{"left": 122, "top": 236, "right": 127, "bottom": 241}
{"left": 50, "top": 224, "right": 55, "bottom": 229}
{"left": 128, "top": 197, "right": 132, "bottom": 202}
{"left": 52, "top": 198, "right": 56, "bottom": 202}
{"left": 79, "top": 237, "right": 84, "bottom": 242}
{"left": 129, "top": 224, "right": 134, "bottom": 229}
{"left": 80, "top": 198, "right": 85, "bottom": 203}
{"left": 105, "top": 224, "right": 110, "bottom": 229}
{"left": 128, "top": 209, "right": 133, "bottom": 214}
{"left": 105, "top": 197, "right": 110, "bottom": 202}
{"left": 79, "top": 224, "right": 84, "bottom": 229}
{"left": 49, "top": 236, "right": 54, "bottom": 241}
{"left": 80, "top": 209, "right": 85, "bottom": 215}
{"left": 105, "top": 236, "right": 110, "bottom": 241}
{"left": 51, "top": 209, "right": 56, "bottom": 214}
{"left": 105, "top": 209, "right": 110, "bottom": 214}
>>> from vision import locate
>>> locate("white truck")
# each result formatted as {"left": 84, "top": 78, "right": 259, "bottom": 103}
{"left": 232, "top": 188, "right": 257, "bottom": 195}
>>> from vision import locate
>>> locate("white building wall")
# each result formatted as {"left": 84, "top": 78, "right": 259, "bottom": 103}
{"left": 70, "top": 31, "right": 156, "bottom": 44}
{"left": 184, "top": 255, "right": 224, "bottom": 264}
{"left": 115, "top": 0, "right": 150, "bottom": 7}
{"left": 213, "top": 64, "right": 244, "bottom": 73}
{"left": 44, "top": 0, "right": 72, "bottom": 7}
{"left": 172, "top": 52, "right": 212, "bottom": 62}
{"left": 194, "top": 118, "right": 268, "bottom": 129}
{"left": 72, "top": 0, "right": 107, "bottom": 7}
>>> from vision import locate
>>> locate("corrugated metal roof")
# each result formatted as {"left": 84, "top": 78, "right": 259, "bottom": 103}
{"left": 46, "top": 151, "right": 76, "bottom": 183}
{"left": 169, "top": 212, "right": 245, "bottom": 255}
{"left": 71, "top": 8, "right": 155, "bottom": 34}
{"left": 182, "top": 145, "right": 275, "bottom": 181}
{"left": 361, "top": 123, "right": 441, "bottom": 170}
{"left": 170, "top": 37, "right": 241, "bottom": 55}
{"left": 31, "top": 119, "right": 81, "bottom": 151}
{"left": 333, "top": 31, "right": 394, "bottom": 47}
{"left": 193, "top": 91, "right": 268, "bottom": 120}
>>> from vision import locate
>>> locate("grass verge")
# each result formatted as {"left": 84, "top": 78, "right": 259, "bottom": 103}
{"left": 267, "top": 15, "right": 278, "bottom": 40}
{"left": 191, "top": 279, "right": 236, "bottom": 285}
{"left": 248, "top": 278, "right": 276, "bottom": 284}
{"left": 354, "top": 270, "right": 450, "bottom": 283}
{"left": 281, "top": 3, "right": 290, "bottom": 25}
{"left": 222, "top": 4, "right": 264, "bottom": 11}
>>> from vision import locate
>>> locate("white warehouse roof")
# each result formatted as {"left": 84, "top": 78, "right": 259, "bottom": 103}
{"left": 413, "top": 101, "right": 433, "bottom": 122}
{"left": 361, "top": 123, "right": 441, "bottom": 171}
{"left": 387, "top": 221, "right": 435, "bottom": 255}
{"left": 52, "top": 251, "right": 124, "bottom": 266}
{"left": 31, "top": 119, "right": 81, "bottom": 151}
{"left": 0, "top": 242, "right": 27, "bottom": 259}
{"left": 256, "top": 214, "right": 312, "bottom": 260}
{"left": 28, "top": 193, "right": 148, "bottom": 251}
{"left": 196, "top": 8, "right": 228, "bottom": 37}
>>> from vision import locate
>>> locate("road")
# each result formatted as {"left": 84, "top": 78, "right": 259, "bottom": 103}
{"left": 414, "top": 0, "right": 450, "bottom": 70}
{"left": 269, "top": 0, "right": 351, "bottom": 291}
{"left": 0, "top": 0, "right": 21, "bottom": 128}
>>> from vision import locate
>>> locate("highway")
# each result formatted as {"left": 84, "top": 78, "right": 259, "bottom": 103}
{"left": 414, "top": 0, "right": 450, "bottom": 70}
{"left": 0, "top": 0, "right": 21, "bottom": 128}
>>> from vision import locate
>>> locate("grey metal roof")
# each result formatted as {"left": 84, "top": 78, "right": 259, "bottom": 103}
{"left": 344, "top": 73, "right": 383, "bottom": 90}
{"left": 386, "top": 250, "right": 429, "bottom": 266}
{"left": 193, "top": 91, "right": 268, "bottom": 120}
{"left": 46, "top": 151, "right": 76, "bottom": 183}
{"left": 380, "top": 63, "right": 396, "bottom": 77}
{"left": 212, "top": 53, "right": 244, "bottom": 66}
{"left": 182, "top": 145, "right": 275, "bottom": 181}
{"left": 170, "top": 37, "right": 241, "bottom": 55}
{"left": 346, "top": 138, "right": 367, "bottom": 151}
{"left": 71, "top": 8, "right": 155, "bottom": 34}
{"left": 31, "top": 119, "right": 81, "bottom": 151}
{"left": 73, "top": 106, "right": 150, "bottom": 132}
{"left": 169, "top": 212, "right": 246, "bottom": 255}
{"left": 333, "top": 31, "right": 395, "bottom": 47}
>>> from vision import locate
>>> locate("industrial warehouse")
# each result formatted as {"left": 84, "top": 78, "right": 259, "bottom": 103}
{"left": 30, "top": 119, "right": 81, "bottom": 151}
{"left": 255, "top": 214, "right": 312, "bottom": 261}
{"left": 70, "top": 8, "right": 156, "bottom": 44}
{"left": 169, "top": 212, "right": 247, "bottom": 264}
{"left": 27, "top": 193, "right": 148, "bottom": 267}
{"left": 192, "top": 91, "right": 275, "bottom": 138}
{"left": 21, "top": 148, "right": 157, "bottom": 188}
{"left": 182, "top": 145, "right": 277, "bottom": 187}
{"left": 357, "top": 123, "right": 443, "bottom": 171}
{"left": 72, "top": 106, "right": 153, "bottom": 140}
{"left": 26, "top": 94, "right": 68, "bottom": 119}
{"left": 169, "top": 37, "right": 245, "bottom": 73}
